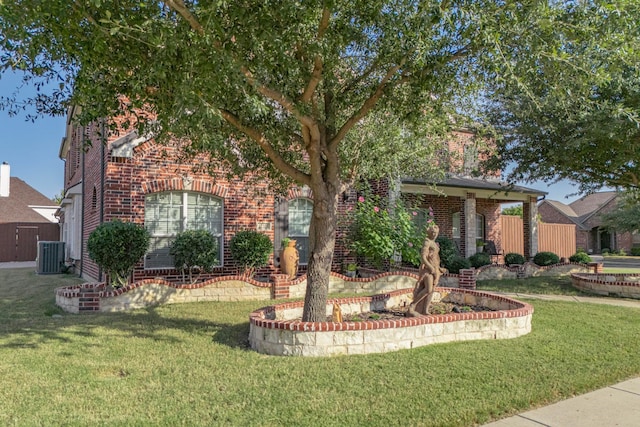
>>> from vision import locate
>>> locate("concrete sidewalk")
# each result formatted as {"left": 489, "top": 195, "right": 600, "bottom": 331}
{"left": 0, "top": 261, "right": 36, "bottom": 269}
{"left": 483, "top": 377, "right": 640, "bottom": 426}
{"left": 482, "top": 292, "right": 640, "bottom": 427}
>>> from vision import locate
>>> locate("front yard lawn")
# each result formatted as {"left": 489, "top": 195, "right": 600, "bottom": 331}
{"left": 1, "top": 269, "right": 640, "bottom": 426}
{"left": 476, "top": 276, "right": 585, "bottom": 295}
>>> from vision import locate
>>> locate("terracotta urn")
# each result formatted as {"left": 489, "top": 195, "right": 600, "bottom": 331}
{"left": 280, "top": 239, "right": 299, "bottom": 279}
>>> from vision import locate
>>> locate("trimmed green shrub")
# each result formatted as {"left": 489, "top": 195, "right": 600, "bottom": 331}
{"left": 435, "top": 236, "right": 458, "bottom": 271}
{"left": 170, "top": 230, "right": 219, "bottom": 284}
{"left": 87, "top": 220, "right": 150, "bottom": 289}
{"left": 504, "top": 252, "right": 526, "bottom": 265}
{"left": 631, "top": 247, "right": 640, "bottom": 256}
{"left": 230, "top": 230, "right": 273, "bottom": 276}
{"left": 468, "top": 252, "right": 491, "bottom": 268}
{"left": 533, "top": 251, "right": 560, "bottom": 266}
{"left": 569, "top": 251, "right": 592, "bottom": 264}
{"left": 447, "top": 256, "right": 471, "bottom": 274}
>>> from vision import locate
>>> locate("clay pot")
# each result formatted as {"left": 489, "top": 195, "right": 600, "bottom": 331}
{"left": 280, "top": 240, "right": 299, "bottom": 279}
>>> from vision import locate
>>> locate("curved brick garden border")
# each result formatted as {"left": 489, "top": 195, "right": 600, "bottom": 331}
{"left": 571, "top": 273, "right": 640, "bottom": 299}
{"left": 249, "top": 287, "right": 533, "bottom": 357}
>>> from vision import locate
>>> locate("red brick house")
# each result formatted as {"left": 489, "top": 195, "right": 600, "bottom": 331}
{"left": 58, "top": 108, "right": 545, "bottom": 283}
{"left": 538, "top": 192, "right": 634, "bottom": 254}
{"left": 0, "top": 162, "right": 60, "bottom": 262}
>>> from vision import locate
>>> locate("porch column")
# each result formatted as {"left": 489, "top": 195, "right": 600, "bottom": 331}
{"left": 523, "top": 197, "right": 538, "bottom": 259}
{"left": 464, "top": 192, "right": 477, "bottom": 258}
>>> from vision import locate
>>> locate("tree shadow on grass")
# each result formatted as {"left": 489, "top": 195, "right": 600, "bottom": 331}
{"left": 0, "top": 305, "right": 252, "bottom": 351}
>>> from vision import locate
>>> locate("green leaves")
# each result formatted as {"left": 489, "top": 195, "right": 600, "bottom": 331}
{"left": 87, "top": 220, "right": 150, "bottom": 288}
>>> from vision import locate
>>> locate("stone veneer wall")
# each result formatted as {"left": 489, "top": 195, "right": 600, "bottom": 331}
{"left": 571, "top": 273, "right": 640, "bottom": 299}
{"left": 476, "top": 262, "right": 597, "bottom": 281}
{"left": 249, "top": 288, "right": 534, "bottom": 356}
{"left": 55, "top": 271, "right": 468, "bottom": 313}
{"left": 55, "top": 276, "right": 272, "bottom": 313}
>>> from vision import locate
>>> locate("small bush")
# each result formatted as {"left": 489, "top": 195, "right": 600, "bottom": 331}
{"left": 631, "top": 247, "right": 640, "bottom": 256}
{"left": 87, "top": 220, "right": 150, "bottom": 288}
{"left": 569, "top": 252, "right": 592, "bottom": 264}
{"left": 504, "top": 252, "right": 526, "bottom": 265}
{"left": 170, "top": 230, "right": 219, "bottom": 284}
{"left": 447, "top": 256, "right": 471, "bottom": 274}
{"left": 229, "top": 231, "right": 273, "bottom": 276}
{"left": 436, "top": 236, "right": 458, "bottom": 271}
{"left": 533, "top": 251, "right": 560, "bottom": 266}
{"left": 468, "top": 252, "right": 491, "bottom": 268}
{"left": 618, "top": 248, "right": 627, "bottom": 256}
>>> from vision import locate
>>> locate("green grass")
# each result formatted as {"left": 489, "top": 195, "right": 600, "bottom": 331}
{"left": 603, "top": 267, "right": 640, "bottom": 273}
{"left": 476, "top": 276, "right": 586, "bottom": 295}
{"left": 2, "top": 268, "right": 640, "bottom": 426}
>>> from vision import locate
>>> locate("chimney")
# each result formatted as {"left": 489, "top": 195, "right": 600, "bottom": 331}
{"left": 0, "top": 162, "right": 10, "bottom": 197}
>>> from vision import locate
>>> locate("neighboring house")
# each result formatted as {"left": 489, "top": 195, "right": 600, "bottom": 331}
{"left": 58, "top": 109, "right": 545, "bottom": 283}
{"left": 538, "top": 192, "right": 634, "bottom": 254}
{"left": 0, "top": 162, "right": 60, "bottom": 262}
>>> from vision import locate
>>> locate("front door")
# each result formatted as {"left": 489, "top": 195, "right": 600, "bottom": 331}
{"left": 599, "top": 229, "right": 612, "bottom": 253}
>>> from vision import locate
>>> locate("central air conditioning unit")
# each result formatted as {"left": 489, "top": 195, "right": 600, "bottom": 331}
{"left": 37, "top": 241, "right": 65, "bottom": 274}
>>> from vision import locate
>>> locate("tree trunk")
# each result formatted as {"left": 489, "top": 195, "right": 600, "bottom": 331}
{"left": 302, "top": 188, "right": 338, "bottom": 322}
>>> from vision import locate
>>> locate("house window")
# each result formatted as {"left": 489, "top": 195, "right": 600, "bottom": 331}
{"left": 452, "top": 212, "right": 484, "bottom": 240}
{"left": 463, "top": 144, "right": 479, "bottom": 175}
{"left": 288, "top": 198, "right": 313, "bottom": 265}
{"left": 144, "top": 191, "right": 223, "bottom": 269}
{"left": 476, "top": 213, "right": 485, "bottom": 240}
{"left": 452, "top": 212, "right": 461, "bottom": 239}
{"left": 91, "top": 186, "right": 97, "bottom": 211}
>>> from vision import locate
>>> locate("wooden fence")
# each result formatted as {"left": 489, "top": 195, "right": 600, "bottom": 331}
{"left": 500, "top": 216, "right": 576, "bottom": 259}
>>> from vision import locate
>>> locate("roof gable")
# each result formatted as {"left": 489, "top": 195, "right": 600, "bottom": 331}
{"left": 0, "top": 178, "right": 58, "bottom": 223}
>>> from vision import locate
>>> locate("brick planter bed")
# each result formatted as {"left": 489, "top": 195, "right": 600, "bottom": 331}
{"left": 571, "top": 273, "right": 640, "bottom": 299}
{"left": 249, "top": 288, "right": 533, "bottom": 357}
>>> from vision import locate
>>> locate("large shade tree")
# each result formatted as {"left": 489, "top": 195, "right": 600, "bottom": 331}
{"left": 486, "top": 2, "right": 640, "bottom": 194}
{"left": 1, "top": 1, "right": 636, "bottom": 321}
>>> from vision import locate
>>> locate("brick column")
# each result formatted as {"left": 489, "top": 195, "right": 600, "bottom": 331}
{"left": 458, "top": 268, "right": 476, "bottom": 289}
{"left": 523, "top": 197, "right": 538, "bottom": 260}
{"left": 464, "top": 192, "right": 477, "bottom": 258}
{"left": 588, "top": 262, "right": 603, "bottom": 273}
{"left": 79, "top": 287, "right": 101, "bottom": 312}
{"left": 271, "top": 274, "right": 291, "bottom": 299}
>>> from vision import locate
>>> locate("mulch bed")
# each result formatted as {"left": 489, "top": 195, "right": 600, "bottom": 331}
{"left": 329, "top": 301, "right": 496, "bottom": 322}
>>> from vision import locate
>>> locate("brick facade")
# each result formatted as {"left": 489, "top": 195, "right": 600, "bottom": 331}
{"left": 59, "top": 115, "right": 542, "bottom": 283}
{"left": 539, "top": 196, "right": 634, "bottom": 254}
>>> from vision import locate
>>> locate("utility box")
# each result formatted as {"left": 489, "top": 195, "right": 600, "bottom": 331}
{"left": 37, "top": 241, "right": 65, "bottom": 274}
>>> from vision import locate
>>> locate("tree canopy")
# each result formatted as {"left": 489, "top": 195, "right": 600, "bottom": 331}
{"left": 486, "top": 1, "right": 640, "bottom": 193}
{"left": 2, "top": 0, "right": 637, "bottom": 320}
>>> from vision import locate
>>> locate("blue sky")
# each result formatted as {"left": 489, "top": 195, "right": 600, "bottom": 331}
{"left": 0, "top": 70, "right": 586, "bottom": 203}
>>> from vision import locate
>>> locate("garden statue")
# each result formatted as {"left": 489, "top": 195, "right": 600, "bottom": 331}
{"left": 407, "top": 223, "right": 446, "bottom": 316}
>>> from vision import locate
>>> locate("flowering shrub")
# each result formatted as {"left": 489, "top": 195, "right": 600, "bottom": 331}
{"left": 347, "top": 195, "right": 427, "bottom": 268}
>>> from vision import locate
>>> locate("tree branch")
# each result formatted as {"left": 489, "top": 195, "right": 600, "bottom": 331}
{"left": 329, "top": 61, "right": 404, "bottom": 150}
{"left": 164, "top": 0, "right": 204, "bottom": 35}
{"left": 219, "top": 109, "right": 311, "bottom": 185}
{"left": 240, "top": 66, "right": 317, "bottom": 133}
{"left": 300, "top": 8, "right": 330, "bottom": 103}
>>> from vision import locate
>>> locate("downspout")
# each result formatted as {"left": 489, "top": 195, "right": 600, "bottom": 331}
{"left": 79, "top": 131, "right": 86, "bottom": 279}
{"left": 99, "top": 119, "right": 107, "bottom": 282}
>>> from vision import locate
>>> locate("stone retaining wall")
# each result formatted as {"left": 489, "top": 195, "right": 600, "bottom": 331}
{"left": 55, "top": 276, "right": 272, "bottom": 313}
{"left": 476, "top": 262, "right": 595, "bottom": 281}
{"left": 571, "top": 273, "right": 640, "bottom": 299}
{"left": 249, "top": 288, "right": 533, "bottom": 357}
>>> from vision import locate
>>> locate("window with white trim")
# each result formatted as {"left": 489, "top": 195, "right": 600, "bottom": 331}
{"left": 476, "top": 213, "right": 485, "bottom": 240}
{"left": 452, "top": 212, "right": 484, "bottom": 240}
{"left": 288, "top": 198, "right": 313, "bottom": 265}
{"left": 144, "top": 191, "right": 223, "bottom": 269}
{"left": 452, "top": 212, "right": 461, "bottom": 239}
